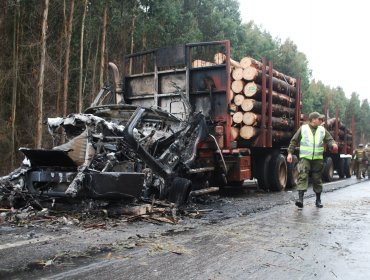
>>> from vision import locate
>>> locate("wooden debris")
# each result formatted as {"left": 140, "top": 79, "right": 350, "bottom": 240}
{"left": 120, "top": 204, "right": 152, "bottom": 216}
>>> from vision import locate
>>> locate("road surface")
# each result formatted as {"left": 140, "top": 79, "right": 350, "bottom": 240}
{"left": 1, "top": 177, "right": 370, "bottom": 279}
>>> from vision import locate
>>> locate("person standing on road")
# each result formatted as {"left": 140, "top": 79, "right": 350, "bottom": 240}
{"left": 365, "top": 143, "right": 370, "bottom": 179}
{"left": 287, "top": 112, "right": 338, "bottom": 208}
{"left": 353, "top": 143, "right": 367, "bottom": 179}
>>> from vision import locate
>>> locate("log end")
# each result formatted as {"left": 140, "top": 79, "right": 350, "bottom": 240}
{"left": 244, "top": 82, "right": 258, "bottom": 97}
{"left": 232, "top": 111, "right": 244, "bottom": 124}
{"left": 240, "top": 56, "right": 252, "bottom": 68}
{"left": 231, "top": 67, "right": 244, "bottom": 81}
{"left": 242, "top": 67, "right": 258, "bottom": 81}
{"left": 242, "top": 112, "right": 258, "bottom": 126}
{"left": 234, "top": 94, "right": 245, "bottom": 106}
{"left": 241, "top": 98, "right": 254, "bottom": 112}
{"left": 240, "top": 125, "right": 257, "bottom": 140}
{"left": 231, "top": 80, "right": 244, "bottom": 94}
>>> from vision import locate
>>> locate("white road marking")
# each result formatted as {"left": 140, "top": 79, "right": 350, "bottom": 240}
{"left": 0, "top": 235, "right": 63, "bottom": 250}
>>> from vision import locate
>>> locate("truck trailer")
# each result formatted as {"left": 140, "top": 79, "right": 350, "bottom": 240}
{"left": 117, "top": 40, "right": 302, "bottom": 194}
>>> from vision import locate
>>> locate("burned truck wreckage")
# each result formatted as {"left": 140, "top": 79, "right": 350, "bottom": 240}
{"left": 0, "top": 96, "right": 217, "bottom": 208}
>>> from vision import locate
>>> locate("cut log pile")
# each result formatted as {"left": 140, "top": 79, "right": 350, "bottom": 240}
{"left": 216, "top": 53, "right": 298, "bottom": 143}
{"left": 324, "top": 118, "right": 353, "bottom": 153}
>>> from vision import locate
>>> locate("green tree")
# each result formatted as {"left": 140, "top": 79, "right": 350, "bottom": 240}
{"left": 359, "top": 99, "right": 370, "bottom": 144}
{"left": 345, "top": 92, "right": 361, "bottom": 145}
{"left": 275, "top": 39, "right": 310, "bottom": 92}
{"left": 304, "top": 80, "right": 327, "bottom": 114}
{"left": 329, "top": 87, "right": 347, "bottom": 121}
{"left": 133, "top": 0, "right": 201, "bottom": 50}
{"left": 236, "top": 21, "right": 278, "bottom": 62}
{"left": 186, "top": 0, "right": 242, "bottom": 42}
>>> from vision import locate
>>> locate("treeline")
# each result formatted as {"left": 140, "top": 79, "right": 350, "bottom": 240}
{"left": 0, "top": 0, "right": 369, "bottom": 174}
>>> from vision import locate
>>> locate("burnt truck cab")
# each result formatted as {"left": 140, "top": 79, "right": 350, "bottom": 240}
{"left": 84, "top": 100, "right": 212, "bottom": 204}
{"left": 7, "top": 104, "right": 147, "bottom": 202}
{"left": 2, "top": 86, "right": 212, "bottom": 206}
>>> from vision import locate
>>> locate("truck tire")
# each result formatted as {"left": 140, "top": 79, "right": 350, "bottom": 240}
{"left": 256, "top": 154, "right": 272, "bottom": 191}
{"left": 168, "top": 177, "right": 192, "bottom": 206}
{"left": 344, "top": 158, "right": 352, "bottom": 178}
{"left": 337, "top": 158, "right": 345, "bottom": 179}
{"left": 269, "top": 154, "right": 287, "bottom": 191}
{"left": 286, "top": 155, "right": 299, "bottom": 188}
{"left": 322, "top": 157, "right": 334, "bottom": 182}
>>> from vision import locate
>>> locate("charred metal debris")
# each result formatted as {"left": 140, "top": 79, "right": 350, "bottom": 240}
{"left": 0, "top": 100, "right": 212, "bottom": 210}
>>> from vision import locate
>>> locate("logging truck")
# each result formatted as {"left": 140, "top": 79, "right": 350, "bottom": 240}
{"left": 117, "top": 40, "right": 302, "bottom": 194}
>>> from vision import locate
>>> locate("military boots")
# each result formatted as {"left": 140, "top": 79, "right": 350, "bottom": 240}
{"left": 315, "top": 192, "right": 323, "bottom": 208}
{"left": 295, "top": 191, "right": 304, "bottom": 208}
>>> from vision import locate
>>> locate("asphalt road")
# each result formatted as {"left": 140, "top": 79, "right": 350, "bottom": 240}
{"left": 1, "top": 177, "right": 370, "bottom": 279}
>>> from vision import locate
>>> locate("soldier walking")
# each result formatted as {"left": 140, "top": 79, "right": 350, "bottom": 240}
{"left": 287, "top": 112, "right": 338, "bottom": 208}
{"left": 354, "top": 143, "right": 367, "bottom": 179}
{"left": 364, "top": 143, "right": 370, "bottom": 179}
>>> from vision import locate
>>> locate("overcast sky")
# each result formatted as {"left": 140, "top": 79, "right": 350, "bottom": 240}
{"left": 238, "top": 0, "right": 369, "bottom": 101}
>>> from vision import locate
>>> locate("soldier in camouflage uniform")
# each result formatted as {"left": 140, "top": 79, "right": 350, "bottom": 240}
{"left": 353, "top": 143, "right": 367, "bottom": 179}
{"left": 362, "top": 143, "right": 370, "bottom": 179}
{"left": 287, "top": 112, "right": 338, "bottom": 209}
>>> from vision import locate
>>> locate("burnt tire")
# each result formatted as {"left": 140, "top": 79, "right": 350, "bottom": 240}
{"left": 256, "top": 154, "right": 272, "bottom": 191}
{"left": 269, "top": 154, "right": 287, "bottom": 191}
{"left": 344, "top": 158, "right": 352, "bottom": 178}
{"left": 286, "top": 155, "right": 299, "bottom": 188}
{"left": 168, "top": 177, "right": 192, "bottom": 206}
{"left": 322, "top": 157, "right": 334, "bottom": 182}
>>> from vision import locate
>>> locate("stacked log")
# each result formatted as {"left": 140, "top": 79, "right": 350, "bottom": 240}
{"left": 240, "top": 56, "right": 297, "bottom": 86}
{"left": 324, "top": 118, "right": 353, "bottom": 152}
{"left": 226, "top": 53, "right": 298, "bottom": 144}
{"left": 190, "top": 52, "right": 299, "bottom": 145}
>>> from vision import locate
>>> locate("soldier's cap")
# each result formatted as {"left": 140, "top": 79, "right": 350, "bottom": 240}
{"left": 308, "top": 111, "right": 325, "bottom": 120}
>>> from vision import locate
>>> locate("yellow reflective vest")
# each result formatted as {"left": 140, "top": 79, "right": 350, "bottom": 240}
{"left": 299, "top": 124, "right": 325, "bottom": 160}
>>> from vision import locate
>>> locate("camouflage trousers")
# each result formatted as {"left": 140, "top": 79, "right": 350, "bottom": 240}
{"left": 296, "top": 158, "right": 324, "bottom": 193}
{"left": 354, "top": 161, "right": 367, "bottom": 179}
